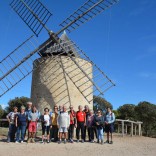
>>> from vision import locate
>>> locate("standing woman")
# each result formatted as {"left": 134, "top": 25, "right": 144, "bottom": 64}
{"left": 40, "top": 108, "right": 51, "bottom": 143}
{"left": 94, "top": 110, "right": 104, "bottom": 145}
{"left": 50, "top": 105, "right": 59, "bottom": 142}
{"left": 86, "top": 110, "right": 95, "bottom": 143}
{"left": 68, "top": 105, "right": 76, "bottom": 143}
{"left": 104, "top": 107, "right": 115, "bottom": 144}
{"left": 15, "top": 106, "right": 27, "bottom": 143}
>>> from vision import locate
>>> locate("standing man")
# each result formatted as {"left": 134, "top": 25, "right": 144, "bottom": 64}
{"left": 84, "top": 105, "right": 90, "bottom": 141}
{"left": 25, "top": 102, "right": 32, "bottom": 116}
{"left": 50, "top": 105, "right": 59, "bottom": 142}
{"left": 104, "top": 107, "right": 115, "bottom": 144}
{"left": 58, "top": 105, "right": 63, "bottom": 115}
{"left": 6, "top": 106, "right": 18, "bottom": 143}
{"left": 25, "top": 102, "right": 32, "bottom": 139}
{"left": 27, "top": 106, "right": 39, "bottom": 143}
{"left": 57, "top": 105, "right": 70, "bottom": 144}
{"left": 75, "top": 105, "right": 86, "bottom": 143}
{"left": 68, "top": 105, "right": 76, "bottom": 143}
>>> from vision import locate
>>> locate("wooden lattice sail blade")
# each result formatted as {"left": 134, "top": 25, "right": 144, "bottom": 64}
{"left": 10, "top": 0, "right": 52, "bottom": 36}
{"left": 57, "top": 40, "right": 115, "bottom": 103}
{"left": 0, "top": 36, "right": 44, "bottom": 97}
{"left": 41, "top": 39, "right": 115, "bottom": 104}
{"left": 58, "top": 0, "right": 119, "bottom": 33}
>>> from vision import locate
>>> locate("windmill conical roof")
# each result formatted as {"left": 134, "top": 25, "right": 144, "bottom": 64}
{"left": 60, "top": 31, "right": 78, "bottom": 57}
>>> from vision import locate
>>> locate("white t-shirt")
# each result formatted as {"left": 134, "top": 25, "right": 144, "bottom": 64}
{"left": 7, "top": 112, "right": 18, "bottom": 124}
{"left": 44, "top": 114, "right": 50, "bottom": 126}
{"left": 57, "top": 112, "right": 70, "bottom": 127}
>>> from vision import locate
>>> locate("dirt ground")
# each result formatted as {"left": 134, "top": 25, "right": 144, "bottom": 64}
{"left": 0, "top": 135, "right": 156, "bottom": 156}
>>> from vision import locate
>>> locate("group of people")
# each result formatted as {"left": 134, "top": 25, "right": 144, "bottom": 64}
{"left": 6, "top": 102, "right": 115, "bottom": 145}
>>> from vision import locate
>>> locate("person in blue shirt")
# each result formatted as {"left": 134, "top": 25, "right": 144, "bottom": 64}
{"left": 104, "top": 107, "right": 115, "bottom": 144}
{"left": 15, "top": 106, "right": 27, "bottom": 143}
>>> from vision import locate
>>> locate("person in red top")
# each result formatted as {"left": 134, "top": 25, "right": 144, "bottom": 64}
{"left": 75, "top": 105, "right": 86, "bottom": 143}
{"left": 68, "top": 105, "right": 76, "bottom": 143}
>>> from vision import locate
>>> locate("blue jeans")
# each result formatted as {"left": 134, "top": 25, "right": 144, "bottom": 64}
{"left": 7, "top": 124, "right": 17, "bottom": 142}
{"left": 97, "top": 128, "right": 104, "bottom": 141}
{"left": 16, "top": 125, "right": 26, "bottom": 142}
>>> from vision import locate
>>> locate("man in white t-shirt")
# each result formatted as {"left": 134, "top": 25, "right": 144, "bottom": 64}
{"left": 57, "top": 105, "right": 70, "bottom": 144}
{"left": 6, "top": 106, "right": 18, "bottom": 142}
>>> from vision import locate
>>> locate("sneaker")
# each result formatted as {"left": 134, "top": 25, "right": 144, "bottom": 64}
{"left": 41, "top": 140, "right": 44, "bottom": 144}
{"left": 91, "top": 140, "right": 94, "bottom": 143}
{"left": 32, "top": 138, "right": 35, "bottom": 143}
{"left": 81, "top": 139, "right": 84, "bottom": 143}
{"left": 109, "top": 141, "right": 113, "bottom": 144}
{"left": 104, "top": 140, "right": 109, "bottom": 144}
{"left": 58, "top": 140, "right": 62, "bottom": 144}
{"left": 15, "top": 141, "right": 19, "bottom": 143}
{"left": 77, "top": 140, "right": 79, "bottom": 143}
{"left": 27, "top": 138, "right": 31, "bottom": 143}
{"left": 70, "top": 139, "right": 74, "bottom": 143}
{"left": 21, "top": 141, "right": 24, "bottom": 143}
{"left": 47, "top": 140, "right": 50, "bottom": 143}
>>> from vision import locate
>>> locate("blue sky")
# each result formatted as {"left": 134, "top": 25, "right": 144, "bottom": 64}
{"left": 0, "top": 0, "right": 156, "bottom": 109}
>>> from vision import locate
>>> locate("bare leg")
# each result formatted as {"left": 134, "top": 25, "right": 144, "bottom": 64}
{"left": 64, "top": 132, "right": 67, "bottom": 139}
{"left": 42, "top": 135, "right": 45, "bottom": 142}
{"left": 28, "top": 132, "right": 31, "bottom": 139}
{"left": 58, "top": 132, "right": 62, "bottom": 144}
{"left": 32, "top": 132, "right": 35, "bottom": 138}
{"left": 59, "top": 132, "right": 62, "bottom": 140}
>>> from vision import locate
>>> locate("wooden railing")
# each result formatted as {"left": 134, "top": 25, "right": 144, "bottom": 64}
{"left": 115, "top": 119, "right": 143, "bottom": 137}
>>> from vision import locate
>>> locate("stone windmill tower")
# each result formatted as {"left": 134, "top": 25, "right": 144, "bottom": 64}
{"left": 0, "top": 0, "right": 118, "bottom": 112}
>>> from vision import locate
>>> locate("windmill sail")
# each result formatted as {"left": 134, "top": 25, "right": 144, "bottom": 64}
{"left": 2, "top": 0, "right": 117, "bottom": 102}
{"left": 10, "top": 0, "right": 52, "bottom": 36}
{"left": 39, "top": 37, "right": 115, "bottom": 104}
{"left": 0, "top": 36, "right": 50, "bottom": 97}
{"left": 58, "top": 0, "right": 119, "bottom": 33}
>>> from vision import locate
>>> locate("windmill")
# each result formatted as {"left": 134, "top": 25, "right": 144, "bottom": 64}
{"left": 0, "top": 0, "right": 118, "bottom": 112}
